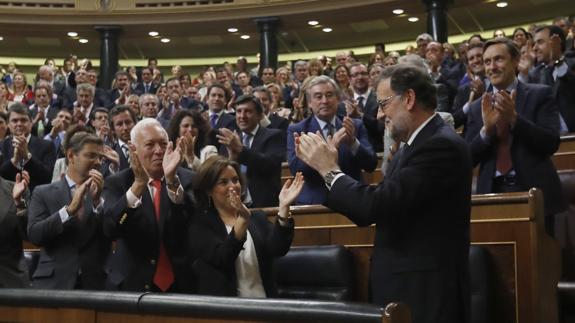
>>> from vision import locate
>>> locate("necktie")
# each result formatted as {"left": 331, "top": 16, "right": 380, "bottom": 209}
{"left": 324, "top": 123, "right": 335, "bottom": 139}
{"left": 357, "top": 96, "right": 365, "bottom": 112}
{"left": 151, "top": 179, "right": 174, "bottom": 291}
{"left": 240, "top": 133, "right": 253, "bottom": 206}
{"left": 122, "top": 144, "right": 131, "bottom": 164}
{"left": 496, "top": 121, "right": 512, "bottom": 175}
{"left": 145, "top": 84, "right": 150, "bottom": 93}
{"left": 210, "top": 114, "right": 218, "bottom": 128}
{"left": 242, "top": 132, "right": 252, "bottom": 149}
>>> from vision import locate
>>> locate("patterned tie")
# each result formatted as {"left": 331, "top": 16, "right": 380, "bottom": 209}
{"left": 324, "top": 123, "right": 335, "bottom": 139}
{"left": 210, "top": 114, "right": 218, "bottom": 128}
{"left": 145, "top": 84, "right": 150, "bottom": 93}
{"left": 151, "top": 179, "right": 174, "bottom": 292}
{"left": 122, "top": 144, "right": 131, "bottom": 164}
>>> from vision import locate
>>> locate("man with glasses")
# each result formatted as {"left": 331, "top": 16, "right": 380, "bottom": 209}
{"left": 348, "top": 62, "right": 383, "bottom": 152}
{"left": 295, "top": 64, "right": 472, "bottom": 323}
{"left": 287, "top": 75, "right": 377, "bottom": 205}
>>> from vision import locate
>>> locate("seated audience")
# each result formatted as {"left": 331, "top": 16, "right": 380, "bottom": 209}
{"left": 189, "top": 155, "right": 303, "bottom": 297}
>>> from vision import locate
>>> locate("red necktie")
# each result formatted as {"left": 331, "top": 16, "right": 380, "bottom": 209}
{"left": 496, "top": 121, "right": 512, "bottom": 175}
{"left": 151, "top": 179, "right": 174, "bottom": 291}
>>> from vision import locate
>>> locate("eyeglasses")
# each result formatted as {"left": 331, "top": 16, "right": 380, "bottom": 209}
{"left": 350, "top": 71, "right": 369, "bottom": 78}
{"left": 377, "top": 95, "right": 396, "bottom": 110}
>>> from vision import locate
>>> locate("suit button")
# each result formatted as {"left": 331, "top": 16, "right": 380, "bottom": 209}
{"left": 150, "top": 259, "right": 156, "bottom": 265}
{"left": 144, "top": 284, "right": 150, "bottom": 290}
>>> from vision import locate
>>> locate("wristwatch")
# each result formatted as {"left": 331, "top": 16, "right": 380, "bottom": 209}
{"left": 323, "top": 170, "right": 343, "bottom": 189}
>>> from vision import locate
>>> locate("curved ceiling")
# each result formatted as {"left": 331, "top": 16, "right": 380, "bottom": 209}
{"left": 0, "top": 0, "right": 572, "bottom": 60}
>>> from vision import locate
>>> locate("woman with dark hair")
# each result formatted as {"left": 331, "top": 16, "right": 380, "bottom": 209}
{"left": 189, "top": 155, "right": 304, "bottom": 297}
{"left": 333, "top": 64, "right": 353, "bottom": 100}
{"left": 167, "top": 109, "right": 217, "bottom": 171}
{"left": 0, "top": 111, "right": 8, "bottom": 142}
{"left": 512, "top": 27, "right": 529, "bottom": 49}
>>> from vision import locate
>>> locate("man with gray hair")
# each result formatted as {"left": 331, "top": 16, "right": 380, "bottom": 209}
{"left": 287, "top": 75, "right": 377, "bottom": 204}
{"left": 415, "top": 33, "right": 434, "bottom": 58}
{"left": 283, "top": 60, "right": 309, "bottom": 110}
{"left": 295, "top": 64, "right": 472, "bottom": 323}
{"left": 139, "top": 93, "right": 160, "bottom": 119}
{"left": 37, "top": 64, "right": 65, "bottom": 99}
{"left": 103, "top": 118, "right": 195, "bottom": 292}
{"left": 74, "top": 83, "right": 95, "bottom": 124}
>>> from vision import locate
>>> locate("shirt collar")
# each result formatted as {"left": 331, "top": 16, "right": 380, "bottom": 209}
{"left": 492, "top": 78, "right": 518, "bottom": 94}
{"left": 64, "top": 174, "right": 77, "bottom": 189}
{"left": 243, "top": 124, "right": 259, "bottom": 138}
{"left": 406, "top": 113, "right": 436, "bottom": 147}
{"left": 314, "top": 115, "right": 336, "bottom": 130}
{"left": 354, "top": 89, "right": 370, "bottom": 101}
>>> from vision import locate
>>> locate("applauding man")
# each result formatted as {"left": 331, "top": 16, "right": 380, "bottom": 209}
{"left": 103, "top": 118, "right": 195, "bottom": 293}
{"left": 27, "top": 127, "right": 109, "bottom": 290}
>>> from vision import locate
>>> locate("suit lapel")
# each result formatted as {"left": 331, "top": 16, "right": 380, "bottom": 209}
{"left": 515, "top": 82, "right": 527, "bottom": 117}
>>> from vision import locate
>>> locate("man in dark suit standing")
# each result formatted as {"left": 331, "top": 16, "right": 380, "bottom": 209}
{"left": 252, "top": 86, "right": 289, "bottom": 139}
{"left": 0, "top": 103, "right": 56, "bottom": 191}
{"left": 103, "top": 118, "right": 195, "bottom": 293}
{"left": 217, "top": 95, "right": 285, "bottom": 208}
{"left": 206, "top": 84, "right": 237, "bottom": 147}
{"left": 27, "top": 130, "right": 109, "bottom": 289}
{"left": 520, "top": 25, "right": 575, "bottom": 133}
{"left": 107, "top": 105, "right": 137, "bottom": 174}
{"left": 296, "top": 65, "right": 472, "bottom": 323}
{"left": 0, "top": 171, "right": 30, "bottom": 288}
{"left": 134, "top": 68, "right": 158, "bottom": 95}
{"left": 288, "top": 76, "right": 377, "bottom": 205}
{"left": 466, "top": 37, "right": 566, "bottom": 234}
{"left": 30, "top": 82, "right": 60, "bottom": 137}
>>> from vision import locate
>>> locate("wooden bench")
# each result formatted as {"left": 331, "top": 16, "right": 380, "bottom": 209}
{"left": 0, "top": 289, "right": 411, "bottom": 323}
{"left": 256, "top": 188, "right": 560, "bottom": 323}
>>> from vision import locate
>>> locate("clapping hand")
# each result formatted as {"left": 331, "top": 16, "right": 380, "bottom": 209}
{"left": 12, "top": 170, "right": 30, "bottom": 207}
{"left": 295, "top": 131, "right": 339, "bottom": 177}
{"left": 67, "top": 177, "right": 92, "bottom": 216}
{"left": 88, "top": 169, "right": 104, "bottom": 203}
{"left": 163, "top": 139, "right": 183, "bottom": 184}
{"left": 227, "top": 187, "right": 250, "bottom": 219}
{"left": 278, "top": 172, "right": 304, "bottom": 211}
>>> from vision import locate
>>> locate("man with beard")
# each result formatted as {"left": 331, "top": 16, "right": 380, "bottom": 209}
{"left": 295, "top": 64, "right": 471, "bottom": 323}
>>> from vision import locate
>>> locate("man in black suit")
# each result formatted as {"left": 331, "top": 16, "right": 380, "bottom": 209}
{"left": 108, "top": 71, "right": 132, "bottom": 109}
{"left": 0, "top": 103, "right": 57, "bottom": 191}
{"left": 252, "top": 86, "right": 289, "bottom": 137}
{"left": 103, "top": 118, "right": 195, "bottom": 292}
{"left": 217, "top": 95, "right": 284, "bottom": 208}
{"left": 466, "top": 37, "right": 566, "bottom": 234}
{"left": 37, "top": 65, "right": 65, "bottom": 108}
{"left": 206, "top": 84, "right": 237, "bottom": 147}
{"left": 0, "top": 171, "right": 30, "bottom": 288}
{"left": 296, "top": 64, "right": 472, "bottom": 323}
{"left": 348, "top": 63, "right": 383, "bottom": 152}
{"left": 520, "top": 25, "right": 575, "bottom": 133}
{"left": 451, "top": 42, "right": 488, "bottom": 129}
{"left": 30, "top": 82, "right": 60, "bottom": 137}
{"left": 107, "top": 105, "right": 137, "bottom": 174}
{"left": 134, "top": 67, "right": 158, "bottom": 95}
{"left": 27, "top": 130, "right": 109, "bottom": 289}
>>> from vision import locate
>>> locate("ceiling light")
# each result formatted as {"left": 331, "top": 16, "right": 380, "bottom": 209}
{"left": 392, "top": 9, "right": 404, "bottom": 15}
{"left": 408, "top": 17, "right": 419, "bottom": 22}
{"left": 496, "top": 1, "right": 508, "bottom": 8}
{"left": 79, "top": 39, "right": 88, "bottom": 44}
{"left": 0, "top": 37, "right": 4, "bottom": 41}
{"left": 240, "top": 35, "right": 250, "bottom": 40}
{"left": 227, "top": 27, "right": 238, "bottom": 33}
{"left": 308, "top": 20, "right": 319, "bottom": 26}
{"left": 148, "top": 31, "right": 159, "bottom": 37}
{"left": 322, "top": 27, "right": 333, "bottom": 33}
{"left": 160, "top": 38, "right": 171, "bottom": 43}
{"left": 67, "top": 32, "right": 78, "bottom": 37}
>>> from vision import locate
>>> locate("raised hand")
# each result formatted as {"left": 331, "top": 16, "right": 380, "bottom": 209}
{"left": 12, "top": 170, "right": 30, "bottom": 205}
{"left": 494, "top": 90, "right": 516, "bottom": 128}
{"left": 102, "top": 145, "right": 119, "bottom": 169}
{"left": 67, "top": 177, "right": 92, "bottom": 216}
{"left": 278, "top": 171, "right": 304, "bottom": 209}
{"left": 227, "top": 187, "right": 250, "bottom": 219}
{"left": 88, "top": 169, "right": 104, "bottom": 203}
{"left": 295, "top": 131, "right": 339, "bottom": 177}
{"left": 481, "top": 92, "right": 500, "bottom": 137}
{"left": 163, "top": 139, "right": 183, "bottom": 183}
{"left": 181, "top": 132, "right": 197, "bottom": 165}
{"left": 129, "top": 143, "right": 148, "bottom": 184}
{"left": 216, "top": 128, "right": 243, "bottom": 158}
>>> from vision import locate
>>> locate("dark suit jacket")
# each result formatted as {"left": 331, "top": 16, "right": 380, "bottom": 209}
{"left": 189, "top": 209, "right": 293, "bottom": 297}
{"left": 208, "top": 112, "right": 238, "bottom": 148}
{"left": 527, "top": 57, "right": 575, "bottom": 132}
{"left": 27, "top": 179, "right": 110, "bottom": 290}
{"left": 361, "top": 91, "right": 384, "bottom": 152}
{"left": 220, "top": 126, "right": 285, "bottom": 208}
{"left": 465, "top": 81, "right": 567, "bottom": 216}
{"left": 327, "top": 114, "right": 471, "bottom": 323}
{"left": 268, "top": 114, "right": 289, "bottom": 134}
{"left": 102, "top": 167, "right": 195, "bottom": 292}
{"left": 287, "top": 116, "right": 378, "bottom": 205}
{"left": 30, "top": 105, "right": 59, "bottom": 137}
{"left": 134, "top": 82, "right": 158, "bottom": 95}
{"left": 62, "top": 86, "right": 110, "bottom": 109}
{"left": 0, "top": 136, "right": 57, "bottom": 191}
{"left": 0, "top": 178, "right": 29, "bottom": 288}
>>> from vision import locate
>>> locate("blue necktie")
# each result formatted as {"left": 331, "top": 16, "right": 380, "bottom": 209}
{"left": 210, "top": 114, "right": 218, "bottom": 128}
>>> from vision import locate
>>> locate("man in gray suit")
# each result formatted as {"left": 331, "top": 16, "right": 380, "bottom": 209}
{"left": 27, "top": 128, "right": 110, "bottom": 290}
{"left": 0, "top": 171, "right": 30, "bottom": 288}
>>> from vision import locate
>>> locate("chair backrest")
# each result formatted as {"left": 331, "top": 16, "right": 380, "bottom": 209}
{"left": 23, "top": 250, "right": 39, "bottom": 280}
{"left": 273, "top": 245, "right": 354, "bottom": 301}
